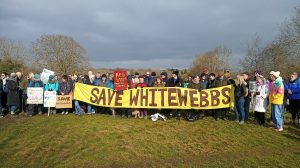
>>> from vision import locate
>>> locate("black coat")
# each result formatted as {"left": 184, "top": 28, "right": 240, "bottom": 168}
{"left": 7, "top": 78, "right": 20, "bottom": 106}
{"left": 0, "top": 79, "right": 3, "bottom": 94}
{"left": 166, "top": 77, "right": 184, "bottom": 87}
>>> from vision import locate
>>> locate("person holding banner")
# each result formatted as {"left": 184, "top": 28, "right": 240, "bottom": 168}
{"left": 166, "top": 70, "right": 184, "bottom": 119}
{"left": 83, "top": 75, "right": 95, "bottom": 115}
{"left": 214, "top": 71, "right": 231, "bottom": 120}
{"left": 44, "top": 75, "right": 59, "bottom": 114}
{"left": 58, "top": 75, "right": 72, "bottom": 115}
{"left": 136, "top": 75, "right": 148, "bottom": 118}
{"left": 27, "top": 74, "right": 44, "bottom": 116}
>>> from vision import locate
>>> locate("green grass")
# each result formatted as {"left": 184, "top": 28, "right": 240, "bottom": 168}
{"left": 0, "top": 112, "right": 300, "bottom": 168}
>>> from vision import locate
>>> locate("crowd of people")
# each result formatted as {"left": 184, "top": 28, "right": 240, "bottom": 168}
{"left": 0, "top": 68, "right": 299, "bottom": 132}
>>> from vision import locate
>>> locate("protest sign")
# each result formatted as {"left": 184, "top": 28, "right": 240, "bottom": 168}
{"left": 249, "top": 81, "right": 256, "bottom": 93}
{"left": 44, "top": 91, "right": 57, "bottom": 107}
{"left": 27, "top": 87, "right": 44, "bottom": 104}
{"left": 41, "top": 69, "right": 55, "bottom": 84}
{"left": 113, "top": 70, "right": 127, "bottom": 91}
{"left": 56, "top": 95, "right": 73, "bottom": 109}
{"left": 74, "top": 83, "right": 235, "bottom": 110}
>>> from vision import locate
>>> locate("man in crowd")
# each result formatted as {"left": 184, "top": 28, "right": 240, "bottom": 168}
{"left": 242, "top": 72, "right": 252, "bottom": 122}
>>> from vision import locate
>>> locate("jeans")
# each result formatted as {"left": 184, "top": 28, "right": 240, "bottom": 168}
{"left": 289, "top": 99, "right": 300, "bottom": 120}
{"left": 271, "top": 104, "right": 284, "bottom": 129}
{"left": 236, "top": 98, "right": 245, "bottom": 121}
{"left": 244, "top": 97, "right": 251, "bottom": 121}
{"left": 87, "top": 104, "right": 95, "bottom": 114}
{"left": 9, "top": 105, "right": 17, "bottom": 114}
{"left": 28, "top": 104, "right": 43, "bottom": 116}
{"left": 74, "top": 101, "right": 82, "bottom": 115}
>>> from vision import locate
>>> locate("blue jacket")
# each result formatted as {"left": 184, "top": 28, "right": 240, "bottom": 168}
{"left": 28, "top": 80, "right": 43, "bottom": 88}
{"left": 107, "top": 80, "right": 114, "bottom": 89}
{"left": 44, "top": 82, "right": 59, "bottom": 92}
{"left": 285, "top": 78, "right": 300, "bottom": 100}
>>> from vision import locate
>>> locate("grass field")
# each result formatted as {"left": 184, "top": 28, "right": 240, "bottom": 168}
{"left": 0, "top": 112, "right": 300, "bottom": 168}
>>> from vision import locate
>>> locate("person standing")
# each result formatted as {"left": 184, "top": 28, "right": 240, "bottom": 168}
{"left": 44, "top": 75, "right": 59, "bottom": 114}
{"left": 27, "top": 74, "right": 44, "bottom": 116}
{"left": 166, "top": 70, "right": 184, "bottom": 119}
{"left": 253, "top": 75, "right": 269, "bottom": 126}
{"left": 285, "top": 72, "right": 300, "bottom": 125}
{"left": 234, "top": 75, "right": 246, "bottom": 124}
{"left": 58, "top": 75, "right": 72, "bottom": 115}
{"left": 159, "top": 72, "right": 168, "bottom": 87}
{"left": 6, "top": 73, "right": 20, "bottom": 116}
{"left": 215, "top": 71, "right": 231, "bottom": 120}
{"left": 242, "top": 72, "right": 252, "bottom": 122}
{"left": 269, "top": 71, "right": 284, "bottom": 131}
{"left": 0, "top": 77, "right": 3, "bottom": 118}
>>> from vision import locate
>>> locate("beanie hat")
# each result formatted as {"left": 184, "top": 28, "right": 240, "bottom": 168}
{"left": 270, "top": 71, "right": 280, "bottom": 78}
{"left": 49, "top": 75, "right": 54, "bottom": 81}
{"left": 34, "top": 74, "right": 40, "bottom": 80}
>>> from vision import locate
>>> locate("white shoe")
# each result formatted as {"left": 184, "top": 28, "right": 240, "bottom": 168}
{"left": 62, "top": 112, "right": 65, "bottom": 115}
{"left": 91, "top": 111, "right": 95, "bottom": 114}
{"left": 65, "top": 112, "right": 68, "bottom": 115}
{"left": 239, "top": 121, "right": 245, "bottom": 125}
{"left": 276, "top": 128, "right": 283, "bottom": 132}
{"left": 0, "top": 116, "right": 3, "bottom": 118}
{"left": 11, "top": 112, "right": 15, "bottom": 115}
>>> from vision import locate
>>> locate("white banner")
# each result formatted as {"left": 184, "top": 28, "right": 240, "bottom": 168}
{"left": 27, "top": 87, "right": 44, "bottom": 104}
{"left": 41, "top": 69, "right": 55, "bottom": 84}
{"left": 44, "top": 91, "right": 57, "bottom": 107}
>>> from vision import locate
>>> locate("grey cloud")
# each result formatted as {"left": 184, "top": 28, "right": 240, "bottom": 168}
{"left": 0, "top": 0, "right": 299, "bottom": 68}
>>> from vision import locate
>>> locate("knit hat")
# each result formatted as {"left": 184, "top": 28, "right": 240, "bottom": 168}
{"left": 270, "top": 71, "right": 280, "bottom": 78}
{"left": 34, "top": 74, "right": 40, "bottom": 80}
{"left": 49, "top": 75, "right": 54, "bottom": 81}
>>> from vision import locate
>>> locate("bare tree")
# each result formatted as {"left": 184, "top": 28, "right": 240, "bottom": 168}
{"left": 0, "top": 38, "right": 27, "bottom": 73}
{"left": 214, "top": 46, "right": 231, "bottom": 71}
{"left": 190, "top": 51, "right": 224, "bottom": 75}
{"left": 239, "top": 35, "right": 264, "bottom": 73}
{"left": 31, "top": 34, "right": 91, "bottom": 75}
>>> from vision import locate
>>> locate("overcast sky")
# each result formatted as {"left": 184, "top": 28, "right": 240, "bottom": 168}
{"left": 0, "top": 0, "right": 299, "bottom": 69}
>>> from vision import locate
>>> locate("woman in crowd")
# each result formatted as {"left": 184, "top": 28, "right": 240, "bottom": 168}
{"left": 234, "top": 75, "right": 246, "bottom": 124}
{"left": 27, "top": 74, "right": 44, "bottom": 116}
{"left": 58, "top": 75, "right": 72, "bottom": 115}
{"left": 154, "top": 77, "right": 164, "bottom": 87}
{"left": 269, "top": 71, "right": 284, "bottom": 131}
{"left": 252, "top": 75, "right": 269, "bottom": 126}
{"left": 44, "top": 75, "right": 59, "bottom": 114}
{"left": 285, "top": 72, "right": 300, "bottom": 125}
